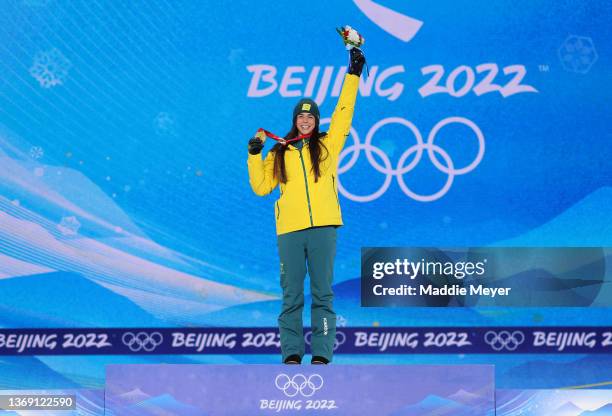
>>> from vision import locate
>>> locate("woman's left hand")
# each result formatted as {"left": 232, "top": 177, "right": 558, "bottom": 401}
{"left": 348, "top": 47, "right": 366, "bottom": 76}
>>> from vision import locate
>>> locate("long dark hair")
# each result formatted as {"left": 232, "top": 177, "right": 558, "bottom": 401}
{"left": 272, "top": 118, "right": 328, "bottom": 184}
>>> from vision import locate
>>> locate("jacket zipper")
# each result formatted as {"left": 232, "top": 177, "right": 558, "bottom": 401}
{"left": 298, "top": 148, "right": 314, "bottom": 227}
{"left": 276, "top": 188, "right": 283, "bottom": 219}
{"left": 332, "top": 174, "right": 340, "bottom": 208}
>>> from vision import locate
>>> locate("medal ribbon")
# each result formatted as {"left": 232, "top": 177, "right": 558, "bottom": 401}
{"left": 257, "top": 128, "right": 311, "bottom": 146}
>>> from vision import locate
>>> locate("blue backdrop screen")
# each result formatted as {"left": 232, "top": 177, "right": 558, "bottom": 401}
{"left": 0, "top": 0, "right": 610, "bottom": 389}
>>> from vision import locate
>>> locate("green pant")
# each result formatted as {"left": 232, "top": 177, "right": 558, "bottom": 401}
{"left": 277, "top": 226, "right": 337, "bottom": 362}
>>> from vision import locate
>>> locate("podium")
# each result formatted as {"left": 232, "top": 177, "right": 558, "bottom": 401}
{"left": 105, "top": 364, "right": 494, "bottom": 415}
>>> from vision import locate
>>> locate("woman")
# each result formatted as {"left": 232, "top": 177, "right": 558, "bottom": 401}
{"left": 247, "top": 40, "right": 365, "bottom": 365}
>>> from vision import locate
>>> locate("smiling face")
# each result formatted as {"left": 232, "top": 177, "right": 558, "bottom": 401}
{"left": 296, "top": 112, "right": 316, "bottom": 135}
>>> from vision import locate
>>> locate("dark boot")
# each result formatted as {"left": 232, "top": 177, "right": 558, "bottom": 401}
{"left": 311, "top": 356, "right": 329, "bottom": 365}
{"left": 284, "top": 354, "right": 302, "bottom": 365}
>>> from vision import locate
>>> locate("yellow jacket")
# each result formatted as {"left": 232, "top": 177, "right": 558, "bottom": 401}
{"left": 248, "top": 74, "right": 360, "bottom": 235}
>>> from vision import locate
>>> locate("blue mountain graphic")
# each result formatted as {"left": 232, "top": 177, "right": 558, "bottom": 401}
{"left": 580, "top": 403, "right": 612, "bottom": 415}
{"left": 390, "top": 394, "right": 478, "bottom": 415}
{"left": 554, "top": 401, "right": 585, "bottom": 416}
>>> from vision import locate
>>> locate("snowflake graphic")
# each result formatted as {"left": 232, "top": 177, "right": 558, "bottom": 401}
{"left": 336, "top": 315, "right": 348, "bottom": 327}
{"left": 29, "top": 146, "right": 44, "bottom": 159}
{"left": 558, "top": 35, "right": 598, "bottom": 74}
{"left": 30, "top": 48, "right": 72, "bottom": 88}
{"left": 57, "top": 216, "right": 81, "bottom": 236}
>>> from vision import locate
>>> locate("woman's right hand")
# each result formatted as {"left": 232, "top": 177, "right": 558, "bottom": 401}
{"left": 248, "top": 137, "right": 264, "bottom": 155}
{"left": 248, "top": 130, "right": 267, "bottom": 155}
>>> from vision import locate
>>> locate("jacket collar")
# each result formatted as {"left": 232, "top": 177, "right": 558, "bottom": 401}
{"left": 288, "top": 137, "right": 310, "bottom": 151}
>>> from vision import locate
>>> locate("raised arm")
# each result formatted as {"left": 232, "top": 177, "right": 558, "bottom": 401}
{"left": 327, "top": 41, "right": 366, "bottom": 155}
{"left": 326, "top": 73, "right": 360, "bottom": 155}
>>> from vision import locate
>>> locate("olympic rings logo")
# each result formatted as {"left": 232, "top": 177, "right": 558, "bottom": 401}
{"left": 320, "top": 116, "right": 485, "bottom": 202}
{"left": 275, "top": 373, "right": 324, "bottom": 398}
{"left": 122, "top": 331, "right": 164, "bottom": 352}
{"left": 304, "top": 330, "right": 346, "bottom": 351}
{"left": 484, "top": 330, "right": 525, "bottom": 351}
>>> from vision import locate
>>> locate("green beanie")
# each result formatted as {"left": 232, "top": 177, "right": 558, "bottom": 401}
{"left": 293, "top": 98, "right": 320, "bottom": 120}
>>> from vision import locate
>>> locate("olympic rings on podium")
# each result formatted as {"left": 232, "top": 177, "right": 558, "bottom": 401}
{"left": 275, "top": 373, "right": 324, "bottom": 397}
